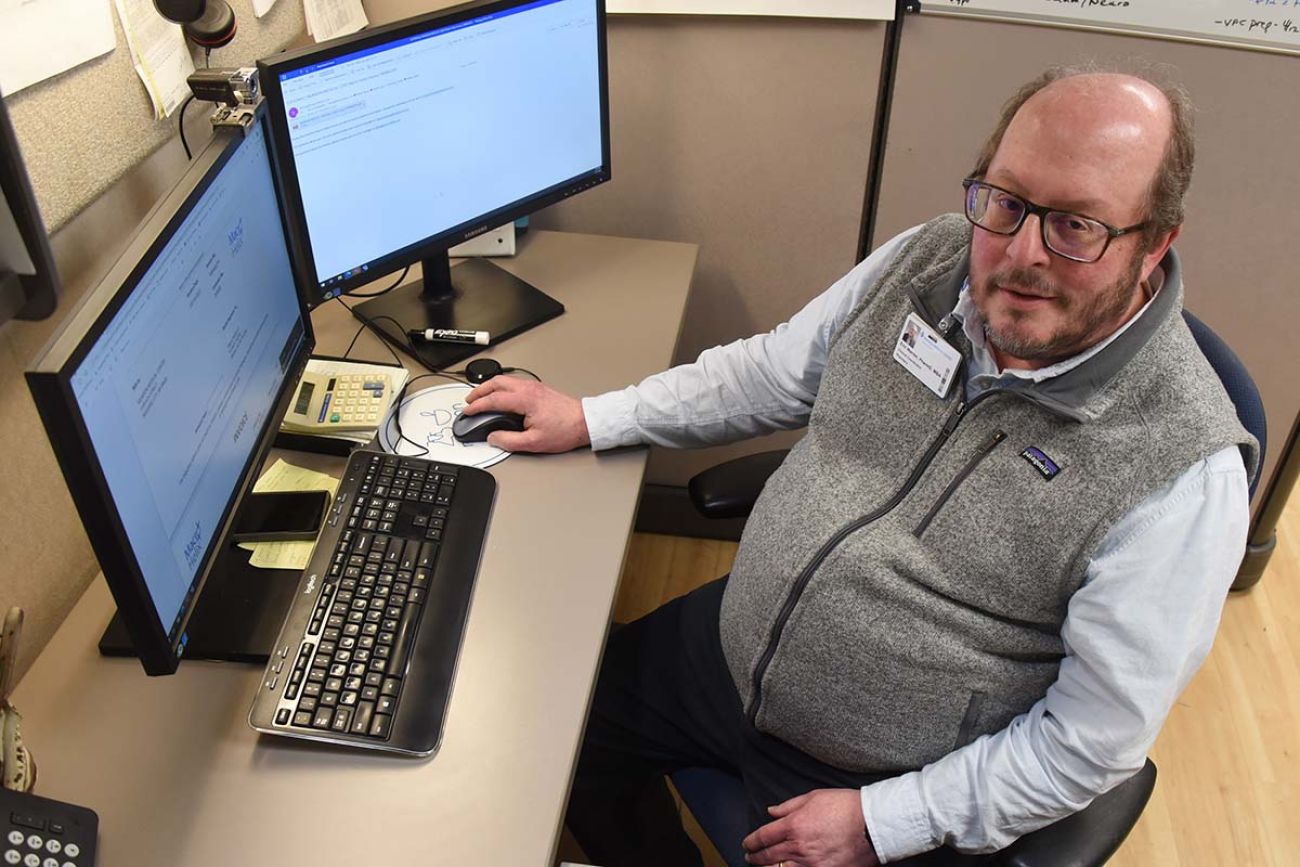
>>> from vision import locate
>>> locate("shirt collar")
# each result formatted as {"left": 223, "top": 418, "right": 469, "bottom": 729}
{"left": 954, "top": 267, "right": 1165, "bottom": 389}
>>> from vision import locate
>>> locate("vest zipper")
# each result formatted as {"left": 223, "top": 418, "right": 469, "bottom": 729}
{"left": 912, "top": 429, "right": 1007, "bottom": 538}
{"left": 745, "top": 393, "right": 988, "bottom": 725}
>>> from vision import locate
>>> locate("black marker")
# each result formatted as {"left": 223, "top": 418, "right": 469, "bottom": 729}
{"left": 407, "top": 328, "right": 490, "bottom": 346}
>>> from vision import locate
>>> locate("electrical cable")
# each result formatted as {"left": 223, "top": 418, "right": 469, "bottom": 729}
{"left": 502, "top": 366, "right": 541, "bottom": 382}
{"left": 178, "top": 95, "right": 196, "bottom": 160}
{"left": 334, "top": 296, "right": 406, "bottom": 365}
{"left": 343, "top": 265, "right": 408, "bottom": 299}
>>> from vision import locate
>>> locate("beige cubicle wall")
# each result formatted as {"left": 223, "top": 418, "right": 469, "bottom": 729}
{"left": 0, "top": 5, "right": 307, "bottom": 684}
{"left": 871, "top": 12, "right": 1299, "bottom": 509}
{"left": 532, "top": 14, "right": 885, "bottom": 487}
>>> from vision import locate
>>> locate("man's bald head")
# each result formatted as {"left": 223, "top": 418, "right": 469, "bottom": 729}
{"left": 971, "top": 66, "right": 1195, "bottom": 246}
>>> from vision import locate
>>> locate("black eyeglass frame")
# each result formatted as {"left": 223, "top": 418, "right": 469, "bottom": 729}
{"left": 962, "top": 178, "right": 1148, "bottom": 264}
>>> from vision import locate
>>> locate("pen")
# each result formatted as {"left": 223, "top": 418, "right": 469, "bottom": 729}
{"left": 407, "top": 328, "right": 491, "bottom": 345}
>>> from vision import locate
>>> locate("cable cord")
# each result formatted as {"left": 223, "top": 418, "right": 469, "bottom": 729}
{"left": 178, "top": 96, "right": 196, "bottom": 160}
{"left": 334, "top": 296, "right": 407, "bottom": 365}
{"left": 343, "top": 265, "right": 409, "bottom": 299}
{"left": 502, "top": 366, "right": 541, "bottom": 382}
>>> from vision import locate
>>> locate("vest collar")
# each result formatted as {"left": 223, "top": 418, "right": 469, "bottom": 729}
{"left": 906, "top": 245, "right": 1185, "bottom": 423}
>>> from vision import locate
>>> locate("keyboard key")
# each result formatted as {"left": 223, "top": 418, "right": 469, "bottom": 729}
{"left": 293, "top": 711, "right": 313, "bottom": 727}
{"left": 312, "top": 707, "right": 333, "bottom": 729}
{"left": 387, "top": 604, "right": 419, "bottom": 669}
{"left": 351, "top": 701, "right": 375, "bottom": 735}
{"left": 369, "top": 713, "right": 393, "bottom": 739}
{"left": 332, "top": 707, "right": 352, "bottom": 732}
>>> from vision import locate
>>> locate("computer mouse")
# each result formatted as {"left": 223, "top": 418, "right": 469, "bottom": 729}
{"left": 452, "top": 410, "right": 526, "bottom": 443}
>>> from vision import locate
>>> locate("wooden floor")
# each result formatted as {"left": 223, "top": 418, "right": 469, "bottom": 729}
{"left": 594, "top": 487, "right": 1300, "bottom": 866}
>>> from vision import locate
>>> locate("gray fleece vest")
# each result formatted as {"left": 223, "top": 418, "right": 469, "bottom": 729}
{"left": 719, "top": 214, "right": 1259, "bottom": 774}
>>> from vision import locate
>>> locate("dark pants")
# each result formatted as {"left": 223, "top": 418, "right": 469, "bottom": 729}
{"left": 565, "top": 577, "right": 888, "bottom": 867}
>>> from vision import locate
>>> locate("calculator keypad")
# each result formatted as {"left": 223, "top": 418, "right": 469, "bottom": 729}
{"left": 323, "top": 374, "right": 389, "bottom": 426}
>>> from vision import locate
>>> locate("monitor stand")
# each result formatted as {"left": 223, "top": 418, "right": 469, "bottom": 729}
{"left": 98, "top": 496, "right": 311, "bottom": 664}
{"left": 349, "top": 251, "right": 565, "bottom": 371}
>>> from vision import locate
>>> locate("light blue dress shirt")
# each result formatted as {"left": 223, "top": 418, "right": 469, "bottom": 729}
{"left": 581, "top": 226, "right": 1249, "bottom": 862}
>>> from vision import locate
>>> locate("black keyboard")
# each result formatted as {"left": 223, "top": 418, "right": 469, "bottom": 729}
{"left": 248, "top": 449, "right": 496, "bottom": 755}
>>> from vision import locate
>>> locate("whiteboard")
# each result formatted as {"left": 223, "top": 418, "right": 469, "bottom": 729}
{"left": 607, "top": 0, "right": 895, "bottom": 19}
{"left": 925, "top": 0, "right": 1300, "bottom": 55}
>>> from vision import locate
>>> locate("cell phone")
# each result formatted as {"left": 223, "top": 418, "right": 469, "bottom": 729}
{"left": 230, "top": 490, "right": 330, "bottom": 543}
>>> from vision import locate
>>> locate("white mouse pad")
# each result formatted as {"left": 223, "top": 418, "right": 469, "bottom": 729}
{"left": 378, "top": 383, "right": 510, "bottom": 468}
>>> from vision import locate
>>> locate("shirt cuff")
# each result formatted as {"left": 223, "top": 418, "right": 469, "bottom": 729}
{"left": 581, "top": 388, "right": 643, "bottom": 451}
{"left": 860, "top": 773, "right": 935, "bottom": 864}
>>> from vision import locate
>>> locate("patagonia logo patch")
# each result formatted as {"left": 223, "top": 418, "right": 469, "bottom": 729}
{"left": 1020, "top": 447, "right": 1061, "bottom": 480}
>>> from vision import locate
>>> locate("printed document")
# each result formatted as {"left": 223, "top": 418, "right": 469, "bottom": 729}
{"left": 0, "top": 0, "right": 116, "bottom": 95}
{"left": 113, "top": 0, "right": 195, "bottom": 118}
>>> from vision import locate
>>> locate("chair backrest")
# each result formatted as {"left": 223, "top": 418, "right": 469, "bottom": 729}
{"left": 1182, "top": 310, "right": 1267, "bottom": 497}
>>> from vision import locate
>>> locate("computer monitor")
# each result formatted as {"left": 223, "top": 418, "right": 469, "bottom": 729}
{"left": 1, "top": 94, "right": 60, "bottom": 325}
{"left": 258, "top": 0, "right": 609, "bottom": 370}
{"left": 26, "top": 111, "right": 315, "bottom": 676}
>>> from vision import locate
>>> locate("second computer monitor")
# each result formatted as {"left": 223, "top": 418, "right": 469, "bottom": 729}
{"left": 260, "top": 0, "right": 609, "bottom": 369}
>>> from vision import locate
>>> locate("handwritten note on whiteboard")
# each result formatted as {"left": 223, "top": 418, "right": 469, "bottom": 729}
{"left": 929, "top": 0, "right": 1300, "bottom": 55}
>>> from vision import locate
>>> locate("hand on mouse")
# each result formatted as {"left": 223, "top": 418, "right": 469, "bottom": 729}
{"left": 464, "top": 377, "right": 590, "bottom": 453}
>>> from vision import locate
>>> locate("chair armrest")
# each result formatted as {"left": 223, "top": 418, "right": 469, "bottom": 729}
{"left": 687, "top": 450, "right": 789, "bottom": 520}
{"left": 996, "top": 759, "right": 1157, "bottom": 867}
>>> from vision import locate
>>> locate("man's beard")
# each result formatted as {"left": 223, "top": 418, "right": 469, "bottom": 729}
{"left": 977, "top": 250, "right": 1146, "bottom": 364}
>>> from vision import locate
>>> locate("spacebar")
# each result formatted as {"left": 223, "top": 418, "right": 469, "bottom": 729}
{"left": 386, "top": 602, "right": 423, "bottom": 678}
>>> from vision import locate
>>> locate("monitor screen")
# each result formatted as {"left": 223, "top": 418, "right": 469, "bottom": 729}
{"left": 28, "top": 114, "right": 312, "bottom": 673}
{"left": 267, "top": 0, "right": 605, "bottom": 297}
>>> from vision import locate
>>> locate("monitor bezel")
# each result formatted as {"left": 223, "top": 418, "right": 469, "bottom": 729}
{"left": 1, "top": 95, "right": 61, "bottom": 323}
{"left": 257, "top": 0, "right": 610, "bottom": 306}
{"left": 25, "top": 114, "right": 316, "bottom": 675}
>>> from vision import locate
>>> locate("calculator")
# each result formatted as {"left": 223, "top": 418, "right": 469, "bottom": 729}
{"left": 281, "top": 369, "right": 393, "bottom": 434}
{"left": 0, "top": 788, "right": 96, "bottom": 867}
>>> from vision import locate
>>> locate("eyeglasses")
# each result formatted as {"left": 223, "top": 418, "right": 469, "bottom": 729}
{"left": 962, "top": 179, "right": 1147, "bottom": 264}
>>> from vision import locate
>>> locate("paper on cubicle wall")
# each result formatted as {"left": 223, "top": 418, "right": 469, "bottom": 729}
{"left": 0, "top": 0, "right": 116, "bottom": 96}
{"left": 378, "top": 384, "right": 510, "bottom": 469}
{"left": 304, "top": 0, "right": 368, "bottom": 42}
{"left": 606, "top": 0, "right": 894, "bottom": 18}
{"left": 237, "top": 459, "right": 340, "bottom": 570}
{"left": 112, "top": 0, "right": 195, "bottom": 119}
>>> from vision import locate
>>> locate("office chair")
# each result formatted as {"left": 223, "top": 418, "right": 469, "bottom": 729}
{"left": 673, "top": 310, "right": 1265, "bottom": 867}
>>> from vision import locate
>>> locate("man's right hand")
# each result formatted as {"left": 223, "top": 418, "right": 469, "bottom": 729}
{"left": 462, "top": 377, "right": 591, "bottom": 453}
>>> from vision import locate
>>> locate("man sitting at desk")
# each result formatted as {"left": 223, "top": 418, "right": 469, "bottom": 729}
{"left": 462, "top": 67, "right": 1257, "bottom": 865}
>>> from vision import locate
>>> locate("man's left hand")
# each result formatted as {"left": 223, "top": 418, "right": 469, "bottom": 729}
{"left": 742, "top": 788, "right": 880, "bottom": 867}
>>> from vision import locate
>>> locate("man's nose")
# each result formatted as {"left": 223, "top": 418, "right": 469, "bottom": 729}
{"left": 1005, "top": 214, "right": 1052, "bottom": 268}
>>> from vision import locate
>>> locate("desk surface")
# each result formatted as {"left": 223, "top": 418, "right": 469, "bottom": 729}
{"left": 12, "top": 231, "right": 697, "bottom": 867}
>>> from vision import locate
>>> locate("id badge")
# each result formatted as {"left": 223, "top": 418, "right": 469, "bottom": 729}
{"left": 893, "top": 312, "right": 961, "bottom": 398}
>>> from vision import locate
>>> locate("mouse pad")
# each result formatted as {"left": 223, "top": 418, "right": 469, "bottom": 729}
{"left": 378, "top": 383, "right": 510, "bottom": 468}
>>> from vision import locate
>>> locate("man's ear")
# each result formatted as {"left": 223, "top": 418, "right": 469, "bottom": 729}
{"left": 1140, "top": 224, "right": 1181, "bottom": 282}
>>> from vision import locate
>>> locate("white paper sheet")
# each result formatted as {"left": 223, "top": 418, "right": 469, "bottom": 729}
{"left": 378, "top": 384, "right": 511, "bottom": 469}
{"left": 112, "top": 0, "right": 195, "bottom": 119}
{"left": 303, "top": 0, "right": 368, "bottom": 42}
{"left": 253, "top": 0, "right": 279, "bottom": 17}
{"left": 0, "top": 0, "right": 116, "bottom": 96}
